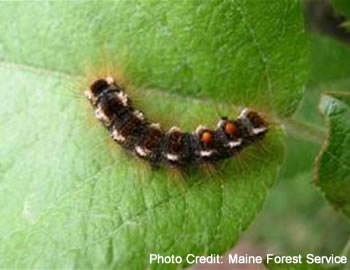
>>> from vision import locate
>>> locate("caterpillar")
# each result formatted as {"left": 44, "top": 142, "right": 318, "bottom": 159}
{"left": 85, "top": 76, "right": 268, "bottom": 168}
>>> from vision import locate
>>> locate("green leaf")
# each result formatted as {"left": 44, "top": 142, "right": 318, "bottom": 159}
{"left": 0, "top": 1, "right": 307, "bottom": 269}
{"left": 317, "top": 92, "right": 350, "bottom": 220}
{"left": 0, "top": 64, "right": 285, "bottom": 269}
{"left": 0, "top": 1, "right": 308, "bottom": 117}
{"left": 294, "top": 34, "right": 350, "bottom": 127}
{"left": 250, "top": 170, "right": 350, "bottom": 256}
{"left": 333, "top": 0, "right": 350, "bottom": 18}
{"left": 289, "top": 33, "right": 350, "bottom": 184}
{"left": 295, "top": 0, "right": 350, "bottom": 127}
{"left": 333, "top": 0, "right": 350, "bottom": 34}
{"left": 309, "top": 36, "right": 350, "bottom": 87}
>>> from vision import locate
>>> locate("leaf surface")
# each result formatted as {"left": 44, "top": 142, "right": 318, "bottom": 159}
{"left": 0, "top": 1, "right": 307, "bottom": 269}
{"left": 317, "top": 93, "right": 350, "bottom": 220}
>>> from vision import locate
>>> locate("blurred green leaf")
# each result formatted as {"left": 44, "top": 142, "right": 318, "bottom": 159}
{"left": 309, "top": 36, "right": 350, "bottom": 87}
{"left": 0, "top": 1, "right": 307, "bottom": 269}
{"left": 333, "top": 0, "right": 350, "bottom": 17}
{"left": 295, "top": 0, "right": 350, "bottom": 126}
{"left": 317, "top": 92, "right": 350, "bottom": 220}
{"left": 295, "top": 34, "right": 350, "bottom": 126}
{"left": 250, "top": 171, "right": 349, "bottom": 256}
{"left": 289, "top": 28, "right": 350, "bottom": 182}
{"left": 280, "top": 136, "right": 321, "bottom": 180}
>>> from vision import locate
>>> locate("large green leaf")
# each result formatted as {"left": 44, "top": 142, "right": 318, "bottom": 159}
{"left": 0, "top": 1, "right": 307, "bottom": 269}
{"left": 317, "top": 93, "right": 350, "bottom": 220}
{"left": 0, "top": 1, "right": 307, "bottom": 116}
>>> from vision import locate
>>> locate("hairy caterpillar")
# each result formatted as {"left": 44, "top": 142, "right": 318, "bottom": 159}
{"left": 85, "top": 76, "right": 268, "bottom": 168}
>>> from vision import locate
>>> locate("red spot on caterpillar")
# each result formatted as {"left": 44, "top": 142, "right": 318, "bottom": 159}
{"left": 200, "top": 131, "right": 212, "bottom": 144}
{"left": 224, "top": 122, "right": 236, "bottom": 135}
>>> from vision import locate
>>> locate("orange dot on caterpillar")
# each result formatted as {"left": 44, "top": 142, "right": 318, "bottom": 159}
{"left": 224, "top": 122, "right": 236, "bottom": 135}
{"left": 200, "top": 131, "right": 212, "bottom": 144}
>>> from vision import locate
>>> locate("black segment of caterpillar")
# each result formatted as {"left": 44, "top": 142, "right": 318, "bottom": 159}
{"left": 85, "top": 76, "right": 268, "bottom": 168}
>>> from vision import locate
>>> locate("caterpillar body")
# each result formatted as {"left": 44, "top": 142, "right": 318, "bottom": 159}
{"left": 85, "top": 76, "right": 268, "bottom": 168}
